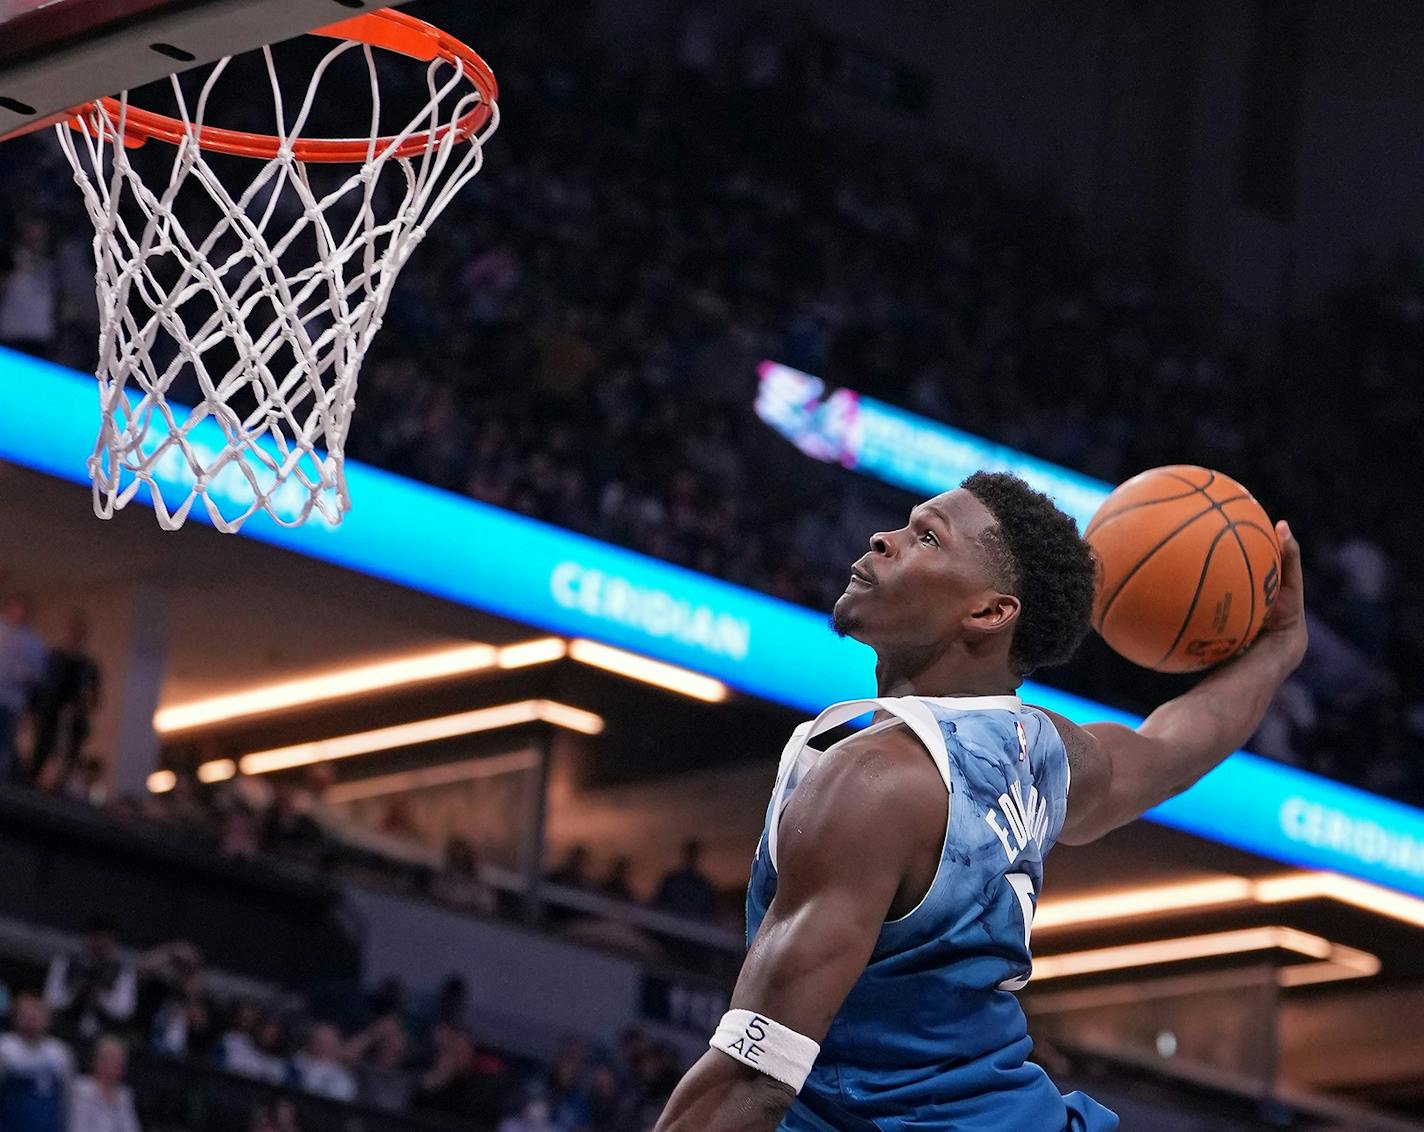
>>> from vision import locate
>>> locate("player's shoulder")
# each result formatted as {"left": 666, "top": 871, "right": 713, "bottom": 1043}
{"left": 799, "top": 721, "right": 945, "bottom": 828}
{"left": 778, "top": 720, "right": 946, "bottom": 881}
{"left": 832, "top": 718, "right": 943, "bottom": 781}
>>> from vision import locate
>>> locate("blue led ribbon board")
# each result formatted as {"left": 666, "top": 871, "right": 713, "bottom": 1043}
{"left": 7, "top": 347, "right": 1424, "bottom": 899}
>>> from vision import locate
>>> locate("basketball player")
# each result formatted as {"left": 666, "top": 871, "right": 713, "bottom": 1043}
{"left": 654, "top": 471, "right": 1307, "bottom": 1132}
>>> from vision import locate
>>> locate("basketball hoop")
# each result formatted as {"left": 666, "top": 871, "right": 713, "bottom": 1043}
{"left": 53, "top": 9, "right": 498, "bottom": 531}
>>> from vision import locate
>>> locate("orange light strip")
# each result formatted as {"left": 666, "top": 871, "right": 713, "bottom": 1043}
{"left": 153, "top": 639, "right": 566, "bottom": 733}
{"left": 1034, "top": 877, "right": 1255, "bottom": 930}
{"left": 1036, "top": 872, "right": 1424, "bottom": 935}
{"left": 324, "top": 749, "right": 543, "bottom": 805}
{"left": 153, "top": 633, "right": 730, "bottom": 732}
{"left": 228, "top": 699, "right": 603, "bottom": 777}
{"left": 197, "top": 759, "right": 236, "bottom": 784}
{"left": 1033, "top": 926, "right": 1379, "bottom": 986}
{"left": 146, "top": 769, "right": 177, "bottom": 794}
{"left": 1256, "top": 872, "right": 1424, "bottom": 930}
{"left": 568, "top": 639, "right": 728, "bottom": 702}
{"left": 496, "top": 638, "right": 569, "bottom": 669}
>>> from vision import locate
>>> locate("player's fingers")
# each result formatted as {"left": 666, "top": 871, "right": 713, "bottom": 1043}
{"left": 1276, "top": 519, "right": 1303, "bottom": 591}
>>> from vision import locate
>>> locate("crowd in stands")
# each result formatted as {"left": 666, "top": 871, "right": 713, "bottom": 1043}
{"left": 108, "top": 753, "right": 735, "bottom": 936}
{"left": 545, "top": 840, "right": 720, "bottom": 923}
{"left": 3, "top": 2, "right": 1418, "bottom": 802}
{"left": 0, "top": 595, "right": 102, "bottom": 797}
{"left": 0, "top": 914, "right": 692, "bottom": 1131}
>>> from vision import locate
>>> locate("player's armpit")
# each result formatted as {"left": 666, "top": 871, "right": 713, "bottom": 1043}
{"left": 1041, "top": 713, "right": 1153, "bottom": 845}
{"left": 653, "top": 732, "right": 942, "bottom": 1132}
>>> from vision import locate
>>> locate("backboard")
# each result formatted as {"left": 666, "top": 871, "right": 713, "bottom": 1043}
{"left": 0, "top": 0, "right": 409, "bottom": 140}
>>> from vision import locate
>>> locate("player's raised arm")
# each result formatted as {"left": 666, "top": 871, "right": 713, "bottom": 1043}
{"left": 1047, "top": 520, "right": 1308, "bottom": 845}
{"left": 653, "top": 731, "right": 942, "bottom": 1132}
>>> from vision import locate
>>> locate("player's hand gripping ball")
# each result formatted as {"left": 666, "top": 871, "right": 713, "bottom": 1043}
{"left": 1084, "top": 466, "right": 1282, "bottom": 672}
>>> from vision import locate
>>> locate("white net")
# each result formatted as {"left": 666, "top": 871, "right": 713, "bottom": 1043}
{"left": 54, "top": 26, "right": 498, "bottom": 531}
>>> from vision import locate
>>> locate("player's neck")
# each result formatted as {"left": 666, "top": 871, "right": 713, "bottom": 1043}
{"left": 874, "top": 651, "right": 1020, "bottom": 699}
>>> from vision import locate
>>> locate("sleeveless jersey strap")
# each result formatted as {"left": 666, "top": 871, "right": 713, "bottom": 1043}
{"left": 767, "top": 697, "right": 954, "bottom": 870}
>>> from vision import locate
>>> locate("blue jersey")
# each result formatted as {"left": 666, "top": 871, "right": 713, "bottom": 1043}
{"left": 0, "top": 1033, "right": 72, "bottom": 1132}
{"left": 747, "top": 694, "right": 1119, "bottom": 1132}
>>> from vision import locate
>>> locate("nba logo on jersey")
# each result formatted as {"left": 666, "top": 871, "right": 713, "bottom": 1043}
{"left": 1016, "top": 719, "right": 1029, "bottom": 762}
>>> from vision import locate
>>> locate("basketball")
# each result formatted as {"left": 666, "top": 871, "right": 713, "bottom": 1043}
{"left": 1084, "top": 466, "right": 1281, "bottom": 672}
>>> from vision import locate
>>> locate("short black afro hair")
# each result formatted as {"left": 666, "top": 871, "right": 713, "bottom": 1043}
{"left": 961, "top": 471, "right": 1096, "bottom": 675}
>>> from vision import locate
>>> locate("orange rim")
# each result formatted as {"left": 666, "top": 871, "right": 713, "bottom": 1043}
{"left": 67, "top": 8, "right": 496, "bottom": 162}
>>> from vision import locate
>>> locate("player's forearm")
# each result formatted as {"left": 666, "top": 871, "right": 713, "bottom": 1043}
{"left": 653, "top": 1050, "right": 795, "bottom": 1132}
{"left": 1133, "top": 629, "right": 1306, "bottom": 800}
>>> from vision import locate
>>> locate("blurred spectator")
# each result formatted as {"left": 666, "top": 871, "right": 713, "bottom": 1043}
{"left": 214, "top": 1002, "right": 287, "bottom": 1085}
{"left": 345, "top": 1016, "right": 414, "bottom": 1112}
{"left": 630, "top": 1041, "right": 683, "bottom": 1111}
{"left": 653, "top": 840, "right": 718, "bottom": 920}
{"left": 247, "top": 1098, "right": 301, "bottom": 1132}
{"left": 290, "top": 1022, "right": 356, "bottom": 1102}
{"left": 217, "top": 803, "right": 264, "bottom": 860}
{"left": 617, "top": 1028, "right": 650, "bottom": 1079}
{"left": 497, "top": 1095, "right": 561, "bottom": 1132}
{"left": 600, "top": 856, "right": 636, "bottom": 902}
{"left": 290, "top": 766, "right": 340, "bottom": 830}
{"left": 0, "top": 993, "right": 74, "bottom": 1132}
{"left": 360, "top": 977, "right": 406, "bottom": 1028}
{"left": 375, "top": 796, "right": 421, "bottom": 844}
{"left": 222, "top": 769, "right": 276, "bottom": 819}
{"left": 0, "top": 594, "right": 45, "bottom": 784}
{"left": 432, "top": 837, "right": 497, "bottom": 916}
{"left": 1253, "top": 679, "right": 1319, "bottom": 766}
{"left": 152, "top": 773, "right": 210, "bottom": 831}
{"left": 43, "top": 917, "right": 136, "bottom": 1045}
{"left": 263, "top": 789, "right": 326, "bottom": 862}
{"left": 31, "top": 612, "right": 100, "bottom": 793}
{"left": 546, "top": 844, "right": 594, "bottom": 890}
{"left": 60, "top": 757, "right": 110, "bottom": 809}
{"left": 546, "top": 1037, "right": 593, "bottom": 1128}
{"left": 67, "top": 1035, "right": 140, "bottom": 1132}
{"left": 424, "top": 975, "right": 472, "bottom": 1032}
{"left": 0, "top": 215, "right": 57, "bottom": 354}
{"left": 136, "top": 941, "right": 212, "bottom": 1060}
{"left": 674, "top": 0, "right": 724, "bottom": 89}
{"left": 585, "top": 1061, "right": 635, "bottom": 1131}
{"left": 411, "top": 1021, "right": 509, "bottom": 1119}
{"left": 1332, "top": 535, "right": 1392, "bottom": 658}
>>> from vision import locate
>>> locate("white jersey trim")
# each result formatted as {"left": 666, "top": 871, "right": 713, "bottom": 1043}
{"left": 881, "top": 700, "right": 955, "bottom": 926}
{"left": 766, "top": 697, "right": 956, "bottom": 874}
{"left": 919, "top": 694, "right": 1023, "bottom": 712}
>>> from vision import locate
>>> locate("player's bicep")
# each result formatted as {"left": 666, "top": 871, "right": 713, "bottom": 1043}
{"left": 729, "top": 754, "right": 915, "bottom": 1043}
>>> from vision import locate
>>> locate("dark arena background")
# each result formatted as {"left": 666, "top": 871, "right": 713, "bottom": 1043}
{"left": 1, "top": 1, "right": 1424, "bottom": 1129}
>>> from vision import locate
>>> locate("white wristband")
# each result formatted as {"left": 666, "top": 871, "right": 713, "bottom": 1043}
{"left": 709, "top": 1009, "right": 821, "bottom": 1094}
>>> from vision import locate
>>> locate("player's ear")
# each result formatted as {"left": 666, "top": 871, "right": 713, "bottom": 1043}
{"left": 964, "top": 592, "right": 1021, "bottom": 637}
